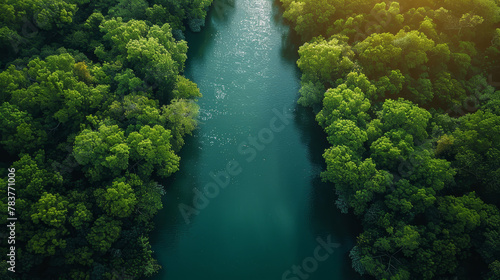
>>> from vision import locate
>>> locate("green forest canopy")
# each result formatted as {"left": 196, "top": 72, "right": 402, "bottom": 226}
{"left": 0, "top": 0, "right": 211, "bottom": 279}
{"left": 1, "top": 0, "right": 500, "bottom": 279}
{"left": 281, "top": 0, "right": 500, "bottom": 279}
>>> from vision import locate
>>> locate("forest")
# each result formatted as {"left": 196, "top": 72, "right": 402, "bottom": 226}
{"left": 0, "top": 0, "right": 211, "bottom": 279}
{"left": 1, "top": 0, "right": 500, "bottom": 279}
{"left": 280, "top": 0, "right": 500, "bottom": 279}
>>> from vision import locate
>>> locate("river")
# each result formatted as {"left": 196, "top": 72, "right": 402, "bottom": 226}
{"left": 150, "top": 0, "right": 362, "bottom": 279}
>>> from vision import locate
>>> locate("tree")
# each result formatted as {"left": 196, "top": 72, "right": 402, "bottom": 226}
{"left": 146, "top": 4, "right": 182, "bottom": 30}
{"left": 354, "top": 30, "right": 436, "bottom": 79}
{"left": 385, "top": 179, "right": 436, "bottom": 215}
{"left": 27, "top": 228, "right": 68, "bottom": 256}
{"left": 69, "top": 203, "right": 92, "bottom": 230}
{"left": 27, "top": 192, "right": 70, "bottom": 257}
{"left": 280, "top": 0, "right": 500, "bottom": 279}
{"left": 172, "top": 75, "right": 202, "bottom": 99}
{"left": 281, "top": 0, "right": 376, "bottom": 40}
{"left": 0, "top": 64, "right": 28, "bottom": 102}
{"left": 378, "top": 98, "right": 431, "bottom": 142}
{"left": 73, "top": 124, "right": 130, "bottom": 181}
{"left": 0, "top": 0, "right": 205, "bottom": 278}
{"left": 7, "top": 53, "right": 110, "bottom": 129}
{"left": 162, "top": 98, "right": 199, "bottom": 151}
{"left": 322, "top": 145, "right": 360, "bottom": 187}
{"left": 353, "top": 32, "right": 402, "bottom": 78}
{"left": 126, "top": 37, "right": 177, "bottom": 90}
{"left": 113, "top": 69, "right": 144, "bottom": 96}
{"left": 369, "top": 129, "right": 414, "bottom": 171}
{"left": 373, "top": 70, "right": 405, "bottom": 100}
{"left": 450, "top": 110, "right": 500, "bottom": 193}
{"left": 432, "top": 71, "right": 466, "bottom": 104}
{"left": 488, "top": 260, "right": 500, "bottom": 280}
{"left": 393, "top": 30, "right": 435, "bottom": 71}
{"left": 127, "top": 125, "right": 180, "bottom": 178}
{"left": 107, "top": 94, "right": 162, "bottom": 127}
{"left": 95, "top": 179, "right": 137, "bottom": 218}
{"left": 405, "top": 149, "right": 456, "bottom": 192}
{"left": 407, "top": 74, "right": 434, "bottom": 104}
{"left": 297, "top": 36, "right": 354, "bottom": 85}
{"left": 108, "top": 0, "right": 149, "bottom": 21}
{"left": 134, "top": 179, "right": 164, "bottom": 223}
{"left": 9, "top": 152, "right": 63, "bottom": 201}
{"left": 100, "top": 18, "right": 149, "bottom": 57}
{"left": 99, "top": 19, "right": 188, "bottom": 93}
{"left": 316, "top": 83, "right": 371, "bottom": 128}
{"left": 325, "top": 119, "right": 367, "bottom": 152}
{"left": 0, "top": 102, "right": 47, "bottom": 154}
{"left": 86, "top": 216, "right": 122, "bottom": 253}
{"left": 440, "top": 0, "right": 500, "bottom": 26}
{"left": 322, "top": 145, "right": 392, "bottom": 215}
{"left": 297, "top": 78, "right": 325, "bottom": 107}
{"left": 31, "top": 192, "right": 69, "bottom": 228}
{"left": 65, "top": 246, "right": 94, "bottom": 267}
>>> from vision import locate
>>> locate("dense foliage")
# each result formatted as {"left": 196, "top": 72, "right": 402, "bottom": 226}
{"left": 281, "top": 0, "right": 500, "bottom": 279}
{"left": 0, "top": 0, "right": 211, "bottom": 279}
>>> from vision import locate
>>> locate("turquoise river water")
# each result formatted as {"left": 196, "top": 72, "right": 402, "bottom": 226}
{"left": 150, "top": 1, "right": 362, "bottom": 279}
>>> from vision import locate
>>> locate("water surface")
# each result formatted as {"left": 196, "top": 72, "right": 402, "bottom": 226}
{"left": 150, "top": 1, "right": 361, "bottom": 279}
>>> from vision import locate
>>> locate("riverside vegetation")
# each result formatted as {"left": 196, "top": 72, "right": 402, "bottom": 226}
{"left": 280, "top": 0, "right": 500, "bottom": 279}
{"left": 0, "top": 0, "right": 212, "bottom": 279}
{"left": 1, "top": 0, "right": 500, "bottom": 279}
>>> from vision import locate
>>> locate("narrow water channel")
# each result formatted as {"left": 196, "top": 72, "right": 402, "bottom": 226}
{"left": 150, "top": 1, "right": 362, "bottom": 279}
